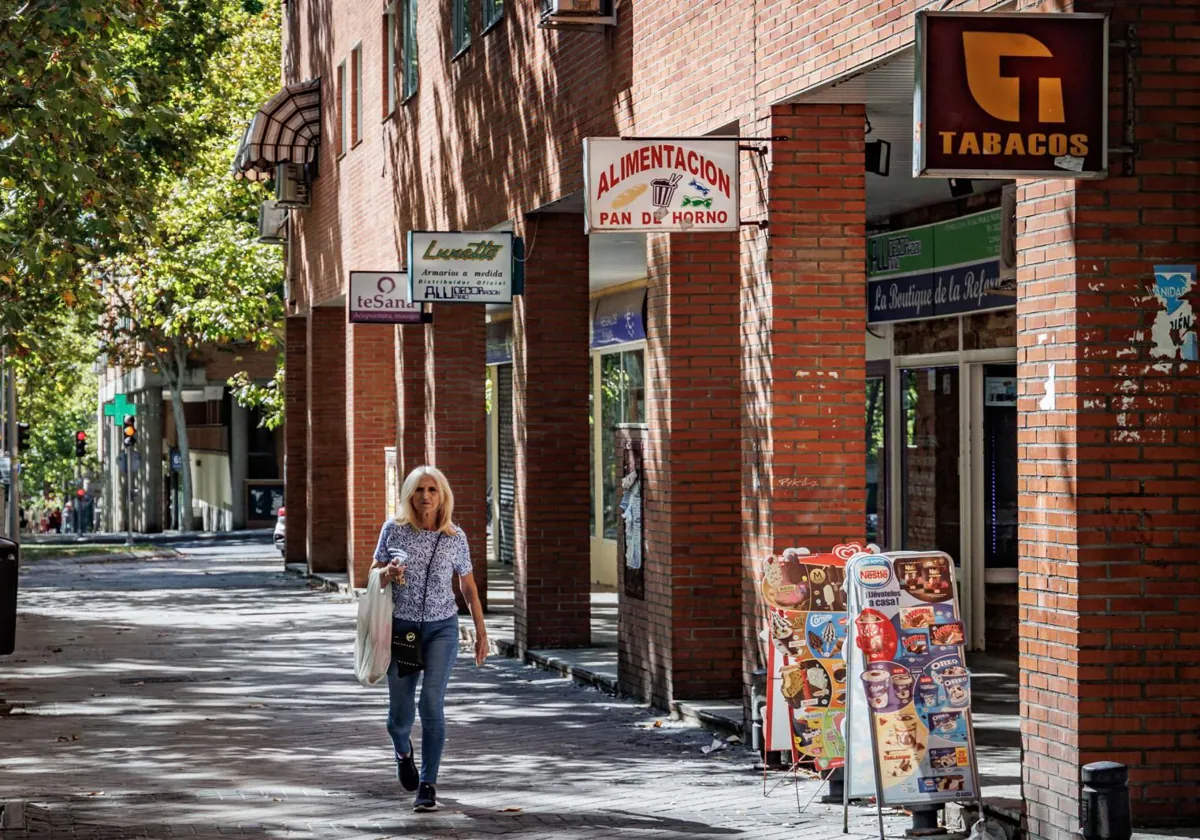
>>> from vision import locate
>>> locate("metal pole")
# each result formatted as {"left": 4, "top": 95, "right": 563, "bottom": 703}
{"left": 0, "top": 347, "right": 6, "bottom": 539}
{"left": 124, "top": 447, "right": 133, "bottom": 546}
{"left": 6, "top": 360, "right": 16, "bottom": 541}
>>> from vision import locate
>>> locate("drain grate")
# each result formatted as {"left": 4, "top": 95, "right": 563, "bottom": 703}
{"left": 116, "top": 676, "right": 196, "bottom": 685}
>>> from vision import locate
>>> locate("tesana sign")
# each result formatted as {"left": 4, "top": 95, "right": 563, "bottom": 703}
{"left": 914, "top": 11, "right": 1109, "bottom": 178}
{"left": 844, "top": 551, "right": 983, "bottom": 809}
{"left": 348, "top": 271, "right": 429, "bottom": 324}
{"left": 584, "top": 138, "right": 739, "bottom": 233}
{"left": 408, "top": 231, "right": 521, "bottom": 304}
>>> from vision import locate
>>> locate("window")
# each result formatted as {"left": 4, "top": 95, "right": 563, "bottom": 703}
{"left": 482, "top": 0, "right": 503, "bottom": 31}
{"left": 350, "top": 44, "right": 362, "bottom": 147}
{"left": 402, "top": 0, "right": 418, "bottom": 101}
{"left": 452, "top": 0, "right": 470, "bottom": 56}
{"left": 600, "top": 349, "right": 645, "bottom": 539}
{"left": 336, "top": 60, "right": 347, "bottom": 156}
{"left": 382, "top": 5, "right": 397, "bottom": 116}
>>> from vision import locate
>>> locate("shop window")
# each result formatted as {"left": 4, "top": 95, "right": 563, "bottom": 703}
{"left": 895, "top": 316, "right": 958, "bottom": 356}
{"left": 482, "top": 0, "right": 503, "bottom": 31}
{"left": 601, "top": 349, "right": 645, "bottom": 540}
{"left": 402, "top": 0, "right": 419, "bottom": 101}
{"left": 962, "top": 310, "right": 1016, "bottom": 351}
{"left": 982, "top": 364, "right": 1018, "bottom": 569}
{"left": 865, "top": 372, "right": 887, "bottom": 548}
{"left": 452, "top": 0, "right": 470, "bottom": 56}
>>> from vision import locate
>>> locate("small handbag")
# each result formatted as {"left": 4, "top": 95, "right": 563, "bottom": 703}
{"left": 391, "top": 533, "right": 443, "bottom": 677}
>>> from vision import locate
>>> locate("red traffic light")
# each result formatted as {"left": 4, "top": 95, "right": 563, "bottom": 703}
{"left": 76, "top": 431, "right": 87, "bottom": 442}
{"left": 77, "top": 489, "right": 85, "bottom": 498}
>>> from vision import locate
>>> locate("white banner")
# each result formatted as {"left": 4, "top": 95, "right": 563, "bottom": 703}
{"left": 348, "top": 271, "right": 426, "bottom": 324}
{"left": 584, "top": 138, "right": 740, "bottom": 233}
{"left": 408, "top": 231, "right": 515, "bottom": 304}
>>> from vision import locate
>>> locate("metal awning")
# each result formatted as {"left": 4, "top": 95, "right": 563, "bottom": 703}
{"left": 231, "top": 78, "right": 322, "bottom": 181}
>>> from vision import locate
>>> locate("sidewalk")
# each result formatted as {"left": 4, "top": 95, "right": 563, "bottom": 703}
{"left": 1, "top": 544, "right": 913, "bottom": 839}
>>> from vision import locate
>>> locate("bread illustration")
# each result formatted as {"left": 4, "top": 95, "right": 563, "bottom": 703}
{"left": 610, "top": 183, "right": 648, "bottom": 209}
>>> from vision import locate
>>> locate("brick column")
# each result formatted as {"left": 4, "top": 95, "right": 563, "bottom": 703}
{"left": 1016, "top": 1, "right": 1200, "bottom": 833}
{"left": 512, "top": 213, "right": 591, "bottom": 651}
{"left": 620, "top": 232, "right": 742, "bottom": 707}
{"left": 306, "top": 307, "right": 347, "bottom": 574}
{"left": 346, "top": 321, "right": 396, "bottom": 588}
{"left": 741, "top": 102, "right": 866, "bottom": 695}
{"left": 394, "top": 323, "right": 427, "bottom": 474}
{"left": 284, "top": 316, "right": 308, "bottom": 564}
{"left": 424, "top": 306, "right": 488, "bottom": 610}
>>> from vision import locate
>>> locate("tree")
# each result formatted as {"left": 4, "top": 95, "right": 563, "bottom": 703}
{"left": 97, "top": 3, "right": 282, "bottom": 530}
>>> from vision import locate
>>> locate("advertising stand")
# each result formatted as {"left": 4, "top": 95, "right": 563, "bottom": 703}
{"left": 843, "top": 551, "right": 983, "bottom": 839}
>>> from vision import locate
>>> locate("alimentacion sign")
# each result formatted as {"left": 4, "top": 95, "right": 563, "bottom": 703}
{"left": 584, "top": 138, "right": 739, "bottom": 233}
{"left": 914, "top": 11, "right": 1109, "bottom": 178}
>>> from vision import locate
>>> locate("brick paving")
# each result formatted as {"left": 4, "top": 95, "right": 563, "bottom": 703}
{"left": 0, "top": 542, "right": 910, "bottom": 839}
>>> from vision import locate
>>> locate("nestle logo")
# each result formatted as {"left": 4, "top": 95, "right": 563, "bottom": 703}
{"left": 856, "top": 558, "right": 892, "bottom": 589}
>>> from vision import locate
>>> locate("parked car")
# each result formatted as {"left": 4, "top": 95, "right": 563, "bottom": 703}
{"left": 274, "top": 506, "right": 286, "bottom": 556}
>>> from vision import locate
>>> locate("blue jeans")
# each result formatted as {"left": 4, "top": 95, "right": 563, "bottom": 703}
{"left": 386, "top": 615, "right": 458, "bottom": 784}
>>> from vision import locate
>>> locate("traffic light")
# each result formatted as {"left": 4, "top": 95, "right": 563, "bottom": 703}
{"left": 122, "top": 416, "right": 137, "bottom": 448}
{"left": 75, "top": 430, "right": 87, "bottom": 458}
{"left": 16, "top": 422, "right": 29, "bottom": 451}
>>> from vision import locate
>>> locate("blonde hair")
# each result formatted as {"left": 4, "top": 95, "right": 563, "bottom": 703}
{"left": 396, "top": 465, "right": 457, "bottom": 535}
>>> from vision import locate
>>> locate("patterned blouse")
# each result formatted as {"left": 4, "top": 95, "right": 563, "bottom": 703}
{"left": 372, "top": 521, "right": 473, "bottom": 622}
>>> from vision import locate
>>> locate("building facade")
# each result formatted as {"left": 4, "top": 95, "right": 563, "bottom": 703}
{"left": 268, "top": 1, "right": 1200, "bottom": 835}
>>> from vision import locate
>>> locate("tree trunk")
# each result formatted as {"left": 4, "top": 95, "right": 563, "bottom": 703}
{"left": 172, "top": 345, "right": 194, "bottom": 532}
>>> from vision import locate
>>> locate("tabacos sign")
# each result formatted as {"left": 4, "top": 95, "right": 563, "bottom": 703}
{"left": 583, "top": 138, "right": 740, "bottom": 233}
{"left": 914, "top": 11, "right": 1109, "bottom": 178}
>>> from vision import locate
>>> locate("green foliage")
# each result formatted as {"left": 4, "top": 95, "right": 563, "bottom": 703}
{"left": 229, "top": 362, "right": 284, "bottom": 430}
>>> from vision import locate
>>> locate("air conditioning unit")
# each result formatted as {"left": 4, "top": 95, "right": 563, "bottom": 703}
{"left": 274, "top": 162, "right": 310, "bottom": 208}
{"left": 540, "top": 0, "right": 616, "bottom": 27}
{"left": 258, "top": 201, "right": 289, "bottom": 245}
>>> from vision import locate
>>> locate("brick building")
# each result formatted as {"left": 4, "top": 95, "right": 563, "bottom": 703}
{"left": 247, "top": 1, "right": 1200, "bottom": 836}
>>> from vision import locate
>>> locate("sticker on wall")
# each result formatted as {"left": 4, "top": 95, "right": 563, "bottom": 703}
{"left": 1152, "top": 265, "right": 1197, "bottom": 360}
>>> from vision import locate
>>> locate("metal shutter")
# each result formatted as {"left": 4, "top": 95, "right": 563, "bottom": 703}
{"left": 497, "top": 364, "right": 515, "bottom": 566}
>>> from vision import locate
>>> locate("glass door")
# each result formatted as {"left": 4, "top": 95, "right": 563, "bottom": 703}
{"left": 899, "top": 366, "right": 961, "bottom": 558}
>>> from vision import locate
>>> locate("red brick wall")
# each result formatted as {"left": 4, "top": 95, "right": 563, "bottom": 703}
{"left": 423, "top": 307, "right": 488, "bottom": 609}
{"left": 394, "top": 323, "right": 426, "bottom": 473}
{"left": 306, "top": 307, "right": 347, "bottom": 574}
{"left": 512, "top": 214, "right": 591, "bottom": 651}
{"left": 740, "top": 103, "right": 867, "bottom": 704}
{"left": 1016, "top": 0, "right": 1200, "bottom": 833}
{"left": 284, "top": 316, "right": 307, "bottom": 563}
{"left": 346, "top": 321, "right": 396, "bottom": 589}
{"left": 624, "top": 231, "right": 742, "bottom": 706}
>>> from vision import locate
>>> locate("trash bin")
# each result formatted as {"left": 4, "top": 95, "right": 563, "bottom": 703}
{"left": 0, "top": 537, "right": 17, "bottom": 656}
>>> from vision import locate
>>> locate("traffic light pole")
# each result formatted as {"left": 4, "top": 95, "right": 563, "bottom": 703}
{"left": 6, "top": 360, "right": 15, "bottom": 541}
{"left": 124, "top": 447, "right": 133, "bottom": 547}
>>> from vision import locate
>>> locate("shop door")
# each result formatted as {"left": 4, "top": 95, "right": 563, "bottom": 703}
{"left": 968, "top": 364, "right": 1019, "bottom": 652}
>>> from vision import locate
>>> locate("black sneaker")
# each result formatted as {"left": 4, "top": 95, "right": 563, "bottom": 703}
{"left": 413, "top": 781, "right": 437, "bottom": 812}
{"left": 396, "top": 741, "right": 418, "bottom": 792}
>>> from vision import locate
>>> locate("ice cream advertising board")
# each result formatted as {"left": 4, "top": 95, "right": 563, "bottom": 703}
{"left": 761, "top": 544, "right": 873, "bottom": 769}
{"left": 583, "top": 138, "right": 739, "bottom": 233}
{"left": 844, "top": 552, "right": 981, "bottom": 806}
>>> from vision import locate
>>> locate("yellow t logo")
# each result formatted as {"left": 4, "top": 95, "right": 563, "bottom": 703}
{"left": 962, "top": 32, "right": 1065, "bottom": 123}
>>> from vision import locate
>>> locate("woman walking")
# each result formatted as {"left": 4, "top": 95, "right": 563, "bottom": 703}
{"left": 373, "top": 465, "right": 488, "bottom": 812}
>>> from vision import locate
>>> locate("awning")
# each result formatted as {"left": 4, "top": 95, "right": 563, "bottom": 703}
{"left": 231, "top": 78, "right": 322, "bottom": 181}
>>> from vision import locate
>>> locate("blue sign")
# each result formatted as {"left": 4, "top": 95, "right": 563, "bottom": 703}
{"left": 591, "top": 289, "right": 646, "bottom": 348}
{"left": 170, "top": 448, "right": 183, "bottom": 472}
{"left": 868, "top": 260, "right": 1014, "bottom": 324}
{"left": 1153, "top": 265, "right": 1195, "bottom": 315}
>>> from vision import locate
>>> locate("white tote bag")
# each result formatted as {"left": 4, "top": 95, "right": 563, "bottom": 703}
{"left": 355, "top": 567, "right": 393, "bottom": 687}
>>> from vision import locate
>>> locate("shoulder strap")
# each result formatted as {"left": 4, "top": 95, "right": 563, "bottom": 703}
{"left": 418, "top": 532, "right": 445, "bottom": 629}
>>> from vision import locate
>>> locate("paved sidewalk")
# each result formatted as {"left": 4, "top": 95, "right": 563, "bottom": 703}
{"left": 0, "top": 545, "right": 911, "bottom": 839}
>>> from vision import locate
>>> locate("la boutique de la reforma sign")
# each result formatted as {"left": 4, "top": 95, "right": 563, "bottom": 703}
{"left": 915, "top": 11, "right": 1109, "bottom": 179}
{"left": 348, "top": 271, "right": 429, "bottom": 324}
{"left": 584, "top": 138, "right": 740, "bottom": 233}
{"left": 407, "top": 231, "right": 518, "bottom": 304}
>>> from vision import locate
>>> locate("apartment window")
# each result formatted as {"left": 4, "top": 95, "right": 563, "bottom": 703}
{"left": 350, "top": 43, "right": 363, "bottom": 147}
{"left": 382, "top": 4, "right": 397, "bottom": 116}
{"left": 336, "top": 60, "right": 347, "bottom": 156}
{"left": 402, "top": 0, "right": 418, "bottom": 101}
{"left": 452, "top": 0, "right": 470, "bottom": 56}
{"left": 482, "top": 0, "right": 502, "bottom": 31}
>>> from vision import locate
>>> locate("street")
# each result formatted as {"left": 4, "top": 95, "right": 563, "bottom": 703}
{"left": 0, "top": 543, "right": 909, "bottom": 839}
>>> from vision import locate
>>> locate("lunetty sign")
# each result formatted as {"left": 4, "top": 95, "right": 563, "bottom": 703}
{"left": 583, "top": 138, "right": 739, "bottom": 232}
{"left": 348, "top": 271, "right": 428, "bottom": 324}
{"left": 914, "top": 11, "right": 1109, "bottom": 178}
{"left": 408, "top": 231, "right": 516, "bottom": 304}
{"left": 866, "top": 209, "right": 1014, "bottom": 324}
